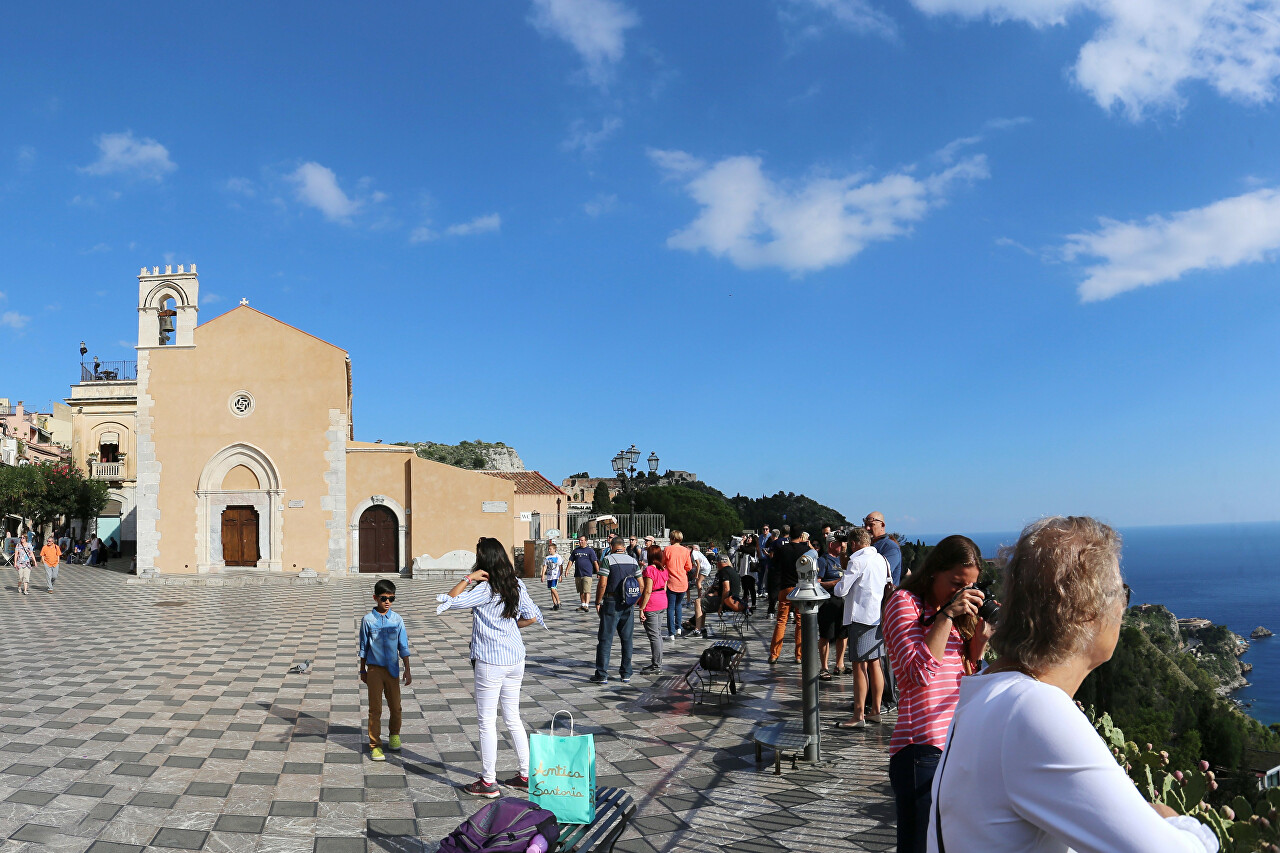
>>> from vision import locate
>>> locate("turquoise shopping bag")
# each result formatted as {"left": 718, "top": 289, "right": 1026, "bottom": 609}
{"left": 529, "top": 711, "right": 596, "bottom": 824}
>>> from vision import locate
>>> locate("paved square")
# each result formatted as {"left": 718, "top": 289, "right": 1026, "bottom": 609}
{"left": 0, "top": 564, "right": 896, "bottom": 851}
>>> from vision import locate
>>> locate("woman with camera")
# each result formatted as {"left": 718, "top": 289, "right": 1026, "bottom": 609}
{"left": 927, "top": 517, "right": 1217, "bottom": 852}
{"left": 883, "top": 534, "right": 991, "bottom": 853}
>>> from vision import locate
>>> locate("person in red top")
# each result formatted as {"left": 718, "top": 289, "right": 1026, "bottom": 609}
{"left": 662, "top": 531, "right": 691, "bottom": 642}
{"left": 882, "top": 535, "right": 990, "bottom": 853}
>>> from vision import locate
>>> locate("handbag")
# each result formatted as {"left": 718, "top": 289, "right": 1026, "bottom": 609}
{"left": 529, "top": 711, "right": 596, "bottom": 824}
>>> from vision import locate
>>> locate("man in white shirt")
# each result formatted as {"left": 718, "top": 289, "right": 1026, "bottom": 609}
{"left": 687, "top": 544, "right": 714, "bottom": 638}
{"left": 834, "top": 527, "right": 892, "bottom": 729}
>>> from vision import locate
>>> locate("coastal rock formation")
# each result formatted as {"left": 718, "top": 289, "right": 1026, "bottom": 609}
{"left": 1251, "top": 626, "right": 1274, "bottom": 639}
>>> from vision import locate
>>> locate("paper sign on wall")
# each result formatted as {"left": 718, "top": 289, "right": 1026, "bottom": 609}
{"left": 482, "top": 501, "right": 509, "bottom": 513}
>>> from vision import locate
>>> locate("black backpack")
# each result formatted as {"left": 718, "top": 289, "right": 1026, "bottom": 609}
{"left": 699, "top": 646, "right": 738, "bottom": 694}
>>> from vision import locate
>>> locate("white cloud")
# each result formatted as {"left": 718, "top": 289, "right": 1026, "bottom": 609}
{"left": 529, "top": 0, "right": 639, "bottom": 88}
{"left": 288, "top": 162, "right": 362, "bottom": 223}
{"left": 16, "top": 145, "right": 35, "bottom": 171}
{"left": 780, "top": 0, "right": 897, "bottom": 39}
{"left": 224, "top": 177, "right": 256, "bottom": 196}
{"left": 80, "top": 131, "right": 176, "bottom": 180}
{"left": 410, "top": 213, "right": 502, "bottom": 243}
{"left": 584, "top": 193, "right": 618, "bottom": 216}
{"left": 1064, "top": 187, "right": 1280, "bottom": 301}
{"left": 911, "top": 0, "right": 1280, "bottom": 119}
{"left": 1, "top": 311, "right": 30, "bottom": 330}
{"left": 203, "top": 293, "right": 224, "bottom": 305}
{"left": 562, "top": 116, "right": 623, "bottom": 155}
{"left": 652, "top": 149, "right": 988, "bottom": 274}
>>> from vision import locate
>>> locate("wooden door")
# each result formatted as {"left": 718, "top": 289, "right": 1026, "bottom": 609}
{"left": 359, "top": 505, "right": 398, "bottom": 573}
{"left": 221, "top": 506, "right": 260, "bottom": 567}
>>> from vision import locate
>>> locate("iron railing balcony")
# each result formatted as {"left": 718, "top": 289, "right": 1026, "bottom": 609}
{"left": 80, "top": 361, "right": 137, "bottom": 382}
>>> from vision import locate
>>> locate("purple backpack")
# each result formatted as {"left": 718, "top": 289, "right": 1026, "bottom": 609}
{"left": 438, "top": 796, "right": 560, "bottom": 853}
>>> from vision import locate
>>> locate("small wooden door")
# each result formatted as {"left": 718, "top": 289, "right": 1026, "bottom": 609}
{"left": 221, "top": 506, "right": 260, "bottom": 567}
{"left": 359, "top": 505, "right": 398, "bottom": 573}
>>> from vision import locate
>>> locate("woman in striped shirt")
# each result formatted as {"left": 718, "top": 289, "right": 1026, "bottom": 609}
{"left": 436, "top": 537, "right": 546, "bottom": 799}
{"left": 883, "top": 535, "right": 990, "bottom": 853}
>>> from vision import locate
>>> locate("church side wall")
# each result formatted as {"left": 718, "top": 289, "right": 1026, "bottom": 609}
{"left": 409, "top": 457, "right": 516, "bottom": 560}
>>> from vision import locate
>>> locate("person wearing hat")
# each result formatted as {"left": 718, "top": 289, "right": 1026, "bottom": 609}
{"left": 694, "top": 553, "right": 747, "bottom": 634}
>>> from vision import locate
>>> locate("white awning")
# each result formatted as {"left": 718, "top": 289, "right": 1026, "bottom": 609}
{"left": 99, "top": 431, "right": 120, "bottom": 445}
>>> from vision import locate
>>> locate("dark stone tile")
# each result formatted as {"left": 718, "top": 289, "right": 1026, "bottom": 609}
{"left": 1, "top": 763, "right": 44, "bottom": 776}
{"left": 185, "top": 782, "right": 233, "bottom": 797}
{"left": 213, "top": 815, "right": 267, "bottom": 833}
{"left": 88, "top": 803, "right": 123, "bottom": 820}
{"left": 93, "top": 731, "right": 130, "bottom": 742}
{"left": 186, "top": 729, "right": 222, "bottom": 739}
{"left": 131, "top": 792, "right": 180, "bottom": 809}
{"left": 0, "top": 741, "right": 40, "bottom": 753}
{"left": 57, "top": 757, "right": 99, "bottom": 770}
{"left": 151, "top": 827, "right": 209, "bottom": 849}
{"left": 631, "top": 815, "right": 689, "bottom": 834}
{"left": 113, "top": 763, "right": 156, "bottom": 777}
{"left": 87, "top": 842, "right": 144, "bottom": 853}
{"left": 323, "top": 753, "right": 362, "bottom": 765}
{"left": 67, "top": 782, "right": 114, "bottom": 798}
{"left": 320, "top": 787, "right": 364, "bottom": 803}
{"left": 252, "top": 741, "right": 289, "bottom": 752}
{"left": 235, "top": 771, "right": 279, "bottom": 785}
{"left": 138, "top": 726, "right": 172, "bottom": 735}
{"left": 165, "top": 755, "right": 206, "bottom": 768}
{"left": 10, "top": 823, "right": 59, "bottom": 842}
{"left": 314, "top": 839, "right": 366, "bottom": 853}
{"left": 210, "top": 748, "right": 250, "bottom": 760}
{"left": 282, "top": 762, "right": 323, "bottom": 774}
{"left": 269, "top": 800, "right": 318, "bottom": 817}
{"left": 413, "top": 801, "right": 464, "bottom": 817}
{"left": 108, "top": 750, "right": 148, "bottom": 762}
{"left": 49, "top": 737, "right": 87, "bottom": 747}
{"left": 8, "top": 789, "right": 58, "bottom": 807}
{"left": 367, "top": 818, "right": 417, "bottom": 836}
{"left": 363, "top": 775, "right": 406, "bottom": 788}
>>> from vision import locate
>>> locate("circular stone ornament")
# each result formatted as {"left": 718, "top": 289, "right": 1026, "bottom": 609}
{"left": 229, "top": 391, "right": 256, "bottom": 418}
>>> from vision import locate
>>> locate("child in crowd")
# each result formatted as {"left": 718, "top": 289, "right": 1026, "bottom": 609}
{"left": 541, "top": 542, "right": 563, "bottom": 611}
{"left": 359, "top": 579, "right": 412, "bottom": 762}
{"left": 437, "top": 538, "right": 545, "bottom": 798}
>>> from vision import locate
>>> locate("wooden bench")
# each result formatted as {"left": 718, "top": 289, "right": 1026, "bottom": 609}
{"left": 752, "top": 720, "right": 812, "bottom": 775}
{"left": 684, "top": 639, "right": 746, "bottom": 705}
{"left": 558, "top": 787, "right": 636, "bottom": 853}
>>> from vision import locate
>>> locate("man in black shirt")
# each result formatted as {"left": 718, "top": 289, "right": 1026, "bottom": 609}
{"left": 768, "top": 531, "right": 816, "bottom": 664}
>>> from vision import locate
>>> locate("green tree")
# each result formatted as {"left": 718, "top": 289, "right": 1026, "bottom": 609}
{"left": 591, "top": 481, "right": 614, "bottom": 514}
{"left": 728, "top": 491, "right": 848, "bottom": 534}
{"left": 0, "top": 461, "right": 107, "bottom": 533}
{"left": 631, "top": 485, "right": 742, "bottom": 542}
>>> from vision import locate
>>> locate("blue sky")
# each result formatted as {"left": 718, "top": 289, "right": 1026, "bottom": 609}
{"left": 3, "top": 0, "right": 1280, "bottom": 534}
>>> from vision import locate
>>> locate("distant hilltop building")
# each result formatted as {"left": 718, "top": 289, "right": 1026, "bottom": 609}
{"left": 62, "top": 264, "right": 517, "bottom": 576}
{"left": 661, "top": 470, "right": 697, "bottom": 484}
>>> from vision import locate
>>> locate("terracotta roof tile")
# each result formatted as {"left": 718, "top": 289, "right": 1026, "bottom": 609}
{"left": 482, "top": 471, "right": 567, "bottom": 496}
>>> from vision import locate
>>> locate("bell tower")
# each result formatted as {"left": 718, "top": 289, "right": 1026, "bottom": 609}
{"left": 137, "top": 264, "right": 199, "bottom": 349}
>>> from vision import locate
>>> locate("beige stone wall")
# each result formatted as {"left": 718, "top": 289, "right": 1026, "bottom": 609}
{"left": 148, "top": 307, "right": 349, "bottom": 574}
{"left": 345, "top": 445, "right": 516, "bottom": 567}
{"left": 509, "top": 492, "right": 568, "bottom": 542}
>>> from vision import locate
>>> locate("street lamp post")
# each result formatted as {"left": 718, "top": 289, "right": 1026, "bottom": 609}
{"left": 788, "top": 551, "right": 830, "bottom": 763}
{"left": 611, "top": 446, "right": 658, "bottom": 539}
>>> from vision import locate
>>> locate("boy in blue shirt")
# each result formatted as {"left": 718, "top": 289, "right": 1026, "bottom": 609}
{"left": 359, "top": 579, "right": 412, "bottom": 761}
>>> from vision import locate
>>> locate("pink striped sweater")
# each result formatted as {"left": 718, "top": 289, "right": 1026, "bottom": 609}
{"left": 884, "top": 588, "right": 968, "bottom": 755}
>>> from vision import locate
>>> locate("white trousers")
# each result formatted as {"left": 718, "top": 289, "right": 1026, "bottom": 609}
{"left": 474, "top": 659, "right": 528, "bottom": 784}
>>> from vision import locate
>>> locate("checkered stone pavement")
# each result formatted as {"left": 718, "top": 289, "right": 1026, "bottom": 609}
{"left": 0, "top": 563, "right": 897, "bottom": 852}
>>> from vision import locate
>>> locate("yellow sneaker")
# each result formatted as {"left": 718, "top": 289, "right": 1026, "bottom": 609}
{"left": 369, "top": 747, "right": 386, "bottom": 762}
{"left": 388, "top": 735, "right": 402, "bottom": 751}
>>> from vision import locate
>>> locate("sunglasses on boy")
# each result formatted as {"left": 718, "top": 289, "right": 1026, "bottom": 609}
{"left": 377, "top": 595, "right": 395, "bottom": 603}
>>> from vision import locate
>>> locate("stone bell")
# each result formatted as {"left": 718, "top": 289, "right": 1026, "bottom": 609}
{"left": 787, "top": 551, "right": 831, "bottom": 605}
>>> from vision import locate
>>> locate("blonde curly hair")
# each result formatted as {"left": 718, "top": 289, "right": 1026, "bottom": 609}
{"left": 989, "top": 516, "right": 1125, "bottom": 672}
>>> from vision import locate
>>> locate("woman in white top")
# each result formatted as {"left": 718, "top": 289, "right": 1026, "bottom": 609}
{"left": 929, "top": 516, "right": 1218, "bottom": 853}
{"left": 437, "top": 537, "right": 546, "bottom": 800}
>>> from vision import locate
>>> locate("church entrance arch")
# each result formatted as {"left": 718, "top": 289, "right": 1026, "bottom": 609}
{"left": 358, "top": 505, "right": 398, "bottom": 573}
{"left": 196, "top": 443, "right": 283, "bottom": 573}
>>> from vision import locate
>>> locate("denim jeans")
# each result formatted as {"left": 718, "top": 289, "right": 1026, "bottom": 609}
{"left": 665, "top": 590, "right": 685, "bottom": 637}
{"left": 594, "top": 601, "right": 634, "bottom": 680}
{"left": 888, "top": 743, "right": 942, "bottom": 853}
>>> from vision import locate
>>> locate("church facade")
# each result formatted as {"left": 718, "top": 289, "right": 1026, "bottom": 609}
{"left": 68, "top": 264, "right": 514, "bottom": 576}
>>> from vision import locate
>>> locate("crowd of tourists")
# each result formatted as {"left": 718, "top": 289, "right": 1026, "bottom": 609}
{"left": 360, "top": 514, "right": 1219, "bottom": 852}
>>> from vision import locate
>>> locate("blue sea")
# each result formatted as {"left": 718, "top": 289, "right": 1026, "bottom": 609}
{"left": 917, "top": 522, "right": 1280, "bottom": 725}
